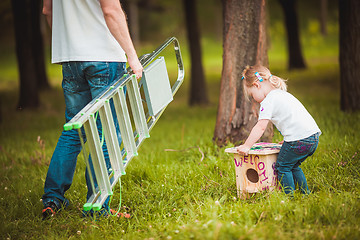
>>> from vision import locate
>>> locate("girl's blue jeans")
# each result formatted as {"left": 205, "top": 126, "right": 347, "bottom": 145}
{"left": 42, "top": 61, "right": 126, "bottom": 210}
{"left": 275, "top": 132, "right": 320, "bottom": 195}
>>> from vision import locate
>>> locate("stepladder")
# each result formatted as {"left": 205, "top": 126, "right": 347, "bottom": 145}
{"left": 63, "top": 37, "right": 184, "bottom": 212}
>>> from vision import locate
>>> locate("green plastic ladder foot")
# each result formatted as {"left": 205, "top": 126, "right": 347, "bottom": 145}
{"left": 92, "top": 203, "right": 102, "bottom": 211}
{"left": 83, "top": 203, "right": 93, "bottom": 211}
{"left": 72, "top": 122, "right": 82, "bottom": 129}
{"left": 63, "top": 123, "right": 73, "bottom": 131}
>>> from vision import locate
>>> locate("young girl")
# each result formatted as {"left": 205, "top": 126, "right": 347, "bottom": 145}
{"left": 236, "top": 65, "right": 321, "bottom": 195}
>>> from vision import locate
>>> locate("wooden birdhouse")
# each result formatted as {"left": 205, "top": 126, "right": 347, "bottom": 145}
{"left": 225, "top": 142, "right": 282, "bottom": 199}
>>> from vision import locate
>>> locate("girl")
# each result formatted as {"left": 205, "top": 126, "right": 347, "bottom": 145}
{"left": 236, "top": 65, "right": 321, "bottom": 195}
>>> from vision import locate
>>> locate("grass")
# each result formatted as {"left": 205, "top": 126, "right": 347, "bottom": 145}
{"left": 1, "top": 29, "right": 360, "bottom": 239}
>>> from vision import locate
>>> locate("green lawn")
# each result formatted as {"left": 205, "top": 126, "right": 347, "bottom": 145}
{"left": 1, "top": 32, "right": 360, "bottom": 239}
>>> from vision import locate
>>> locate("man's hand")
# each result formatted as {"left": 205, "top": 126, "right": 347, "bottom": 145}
{"left": 128, "top": 55, "right": 143, "bottom": 79}
{"left": 236, "top": 145, "right": 251, "bottom": 156}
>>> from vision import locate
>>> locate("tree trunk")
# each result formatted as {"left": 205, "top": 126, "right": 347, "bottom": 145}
{"left": 122, "top": 0, "right": 140, "bottom": 47}
{"left": 183, "top": 0, "right": 209, "bottom": 106}
{"left": 11, "top": 0, "right": 49, "bottom": 109}
{"left": 12, "top": 0, "right": 39, "bottom": 109}
{"left": 339, "top": 0, "right": 360, "bottom": 112}
{"left": 320, "top": 0, "right": 328, "bottom": 36}
{"left": 214, "top": 0, "right": 273, "bottom": 146}
{"left": 278, "top": 0, "right": 306, "bottom": 70}
{"left": 31, "top": 0, "right": 50, "bottom": 90}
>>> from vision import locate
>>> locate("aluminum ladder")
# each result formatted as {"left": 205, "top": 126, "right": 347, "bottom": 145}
{"left": 63, "top": 37, "right": 184, "bottom": 211}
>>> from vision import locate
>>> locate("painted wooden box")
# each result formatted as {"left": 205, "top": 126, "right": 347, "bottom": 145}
{"left": 225, "top": 142, "right": 282, "bottom": 199}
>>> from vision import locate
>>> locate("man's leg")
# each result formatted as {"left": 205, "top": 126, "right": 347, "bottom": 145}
{"left": 42, "top": 62, "right": 92, "bottom": 218}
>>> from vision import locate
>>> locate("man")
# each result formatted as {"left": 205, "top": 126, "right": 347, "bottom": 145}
{"left": 41, "top": 0, "right": 143, "bottom": 220}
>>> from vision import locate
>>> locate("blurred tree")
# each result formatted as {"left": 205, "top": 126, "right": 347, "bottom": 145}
{"left": 137, "top": 0, "right": 165, "bottom": 42}
{"left": 11, "top": 0, "right": 49, "bottom": 109}
{"left": 320, "top": 0, "right": 328, "bottom": 36}
{"left": 278, "top": 0, "right": 306, "bottom": 70}
{"left": 122, "top": 0, "right": 140, "bottom": 47}
{"left": 183, "top": 0, "right": 208, "bottom": 105}
{"left": 339, "top": 0, "right": 360, "bottom": 112}
{"left": 214, "top": 0, "right": 273, "bottom": 146}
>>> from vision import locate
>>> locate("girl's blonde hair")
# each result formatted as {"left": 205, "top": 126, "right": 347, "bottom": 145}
{"left": 241, "top": 65, "right": 287, "bottom": 98}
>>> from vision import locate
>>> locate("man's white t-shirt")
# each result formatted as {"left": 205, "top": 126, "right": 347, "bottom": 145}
{"left": 51, "top": 0, "right": 127, "bottom": 64}
{"left": 258, "top": 89, "right": 321, "bottom": 142}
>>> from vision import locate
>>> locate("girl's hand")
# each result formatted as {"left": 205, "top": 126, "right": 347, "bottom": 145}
{"left": 236, "top": 145, "right": 251, "bottom": 156}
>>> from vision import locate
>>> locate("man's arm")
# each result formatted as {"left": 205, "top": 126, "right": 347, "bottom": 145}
{"left": 99, "top": 0, "right": 143, "bottom": 79}
{"left": 42, "top": 0, "right": 52, "bottom": 28}
{"left": 236, "top": 119, "right": 269, "bottom": 155}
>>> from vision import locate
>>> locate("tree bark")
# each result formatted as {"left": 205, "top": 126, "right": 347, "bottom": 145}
{"left": 11, "top": 0, "right": 49, "bottom": 109}
{"left": 214, "top": 0, "right": 272, "bottom": 146}
{"left": 278, "top": 0, "right": 306, "bottom": 70}
{"left": 339, "top": 0, "right": 360, "bottom": 112}
{"left": 183, "top": 0, "right": 209, "bottom": 106}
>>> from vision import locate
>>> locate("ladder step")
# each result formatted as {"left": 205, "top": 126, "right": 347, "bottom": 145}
{"left": 99, "top": 100, "right": 126, "bottom": 177}
{"left": 127, "top": 75, "right": 150, "bottom": 140}
{"left": 77, "top": 128, "right": 96, "bottom": 198}
{"left": 112, "top": 87, "right": 138, "bottom": 159}
{"left": 83, "top": 114, "right": 112, "bottom": 205}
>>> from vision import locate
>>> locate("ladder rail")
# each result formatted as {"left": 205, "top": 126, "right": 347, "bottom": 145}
{"left": 99, "top": 100, "right": 125, "bottom": 177}
{"left": 64, "top": 37, "right": 184, "bottom": 131}
{"left": 127, "top": 75, "right": 150, "bottom": 140}
{"left": 113, "top": 87, "right": 138, "bottom": 159}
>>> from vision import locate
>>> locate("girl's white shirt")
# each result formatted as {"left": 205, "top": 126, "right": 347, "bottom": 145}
{"left": 51, "top": 0, "right": 127, "bottom": 64}
{"left": 258, "top": 89, "right": 321, "bottom": 142}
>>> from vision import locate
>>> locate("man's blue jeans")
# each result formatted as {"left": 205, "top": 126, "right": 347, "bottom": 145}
{"left": 42, "top": 61, "right": 126, "bottom": 210}
{"left": 275, "top": 132, "right": 320, "bottom": 195}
